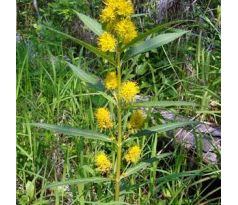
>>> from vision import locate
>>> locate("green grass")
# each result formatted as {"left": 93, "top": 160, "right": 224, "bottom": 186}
{"left": 17, "top": 1, "right": 220, "bottom": 204}
{"left": 16, "top": 39, "right": 220, "bottom": 204}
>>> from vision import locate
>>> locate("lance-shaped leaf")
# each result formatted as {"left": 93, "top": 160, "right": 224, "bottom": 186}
{"left": 123, "top": 20, "right": 190, "bottom": 50}
{"left": 124, "top": 121, "right": 198, "bottom": 144}
{"left": 132, "top": 101, "right": 196, "bottom": 108}
{"left": 76, "top": 92, "right": 116, "bottom": 105}
{"left": 74, "top": 11, "right": 103, "bottom": 36}
{"left": 124, "top": 30, "right": 188, "bottom": 60}
{"left": 135, "top": 121, "right": 197, "bottom": 137}
{"left": 97, "top": 91, "right": 116, "bottom": 105}
{"left": 44, "top": 26, "right": 116, "bottom": 66}
{"left": 31, "top": 123, "right": 113, "bottom": 143}
{"left": 46, "top": 177, "right": 110, "bottom": 189}
{"left": 121, "top": 153, "right": 172, "bottom": 179}
{"left": 66, "top": 62, "right": 104, "bottom": 91}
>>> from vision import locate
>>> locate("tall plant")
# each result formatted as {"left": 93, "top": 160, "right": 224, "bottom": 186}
{"left": 32, "top": 0, "right": 196, "bottom": 203}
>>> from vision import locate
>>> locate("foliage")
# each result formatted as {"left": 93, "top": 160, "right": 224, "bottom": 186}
{"left": 17, "top": 0, "right": 221, "bottom": 204}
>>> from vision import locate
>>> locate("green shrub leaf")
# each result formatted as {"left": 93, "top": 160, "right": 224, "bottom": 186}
{"left": 46, "top": 177, "right": 110, "bottom": 189}
{"left": 31, "top": 123, "right": 113, "bottom": 143}
{"left": 132, "top": 101, "right": 196, "bottom": 108}
{"left": 123, "top": 20, "right": 189, "bottom": 50}
{"left": 124, "top": 30, "right": 188, "bottom": 60}
{"left": 74, "top": 11, "right": 103, "bottom": 36}
{"left": 135, "top": 121, "right": 197, "bottom": 137}
{"left": 66, "top": 62, "right": 104, "bottom": 90}
{"left": 124, "top": 121, "right": 198, "bottom": 143}
{"left": 121, "top": 153, "right": 172, "bottom": 179}
{"left": 97, "top": 91, "right": 116, "bottom": 105}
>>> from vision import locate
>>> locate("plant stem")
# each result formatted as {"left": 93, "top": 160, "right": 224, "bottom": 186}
{"left": 115, "top": 50, "right": 122, "bottom": 201}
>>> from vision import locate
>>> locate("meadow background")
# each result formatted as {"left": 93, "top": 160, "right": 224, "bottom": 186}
{"left": 16, "top": 0, "right": 221, "bottom": 204}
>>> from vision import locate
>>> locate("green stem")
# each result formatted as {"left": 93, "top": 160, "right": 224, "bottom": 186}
{"left": 115, "top": 50, "right": 122, "bottom": 201}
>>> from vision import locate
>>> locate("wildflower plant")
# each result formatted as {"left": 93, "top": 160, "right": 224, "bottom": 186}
{"left": 32, "top": 0, "right": 197, "bottom": 203}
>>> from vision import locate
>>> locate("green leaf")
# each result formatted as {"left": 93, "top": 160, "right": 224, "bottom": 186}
{"left": 135, "top": 121, "right": 197, "bottom": 137}
{"left": 132, "top": 101, "right": 196, "bottom": 108}
{"left": 66, "top": 62, "right": 104, "bottom": 91}
{"left": 146, "top": 121, "right": 197, "bottom": 132}
{"left": 46, "top": 177, "right": 110, "bottom": 189}
{"left": 31, "top": 123, "right": 113, "bottom": 143}
{"left": 77, "top": 92, "right": 116, "bottom": 105}
{"left": 123, "top": 121, "right": 198, "bottom": 143}
{"left": 74, "top": 11, "right": 103, "bottom": 36}
{"left": 91, "top": 94, "right": 107, "bottom": 107}
{"left": 121, "top": 153, "right": 172, "bottom": 179}
{"left": 44, "top": 26, "right": 116, "bottom": 66}
{"left": 67, "top": 62, "right": 99, "bottom": 84}
{"left": 124, "top": 30, "right": 188, "bottom": 60}
{"left": 123, "top": 20, "right": 190, "bottom": 50}
{"left": 97, "top": 91, "right": 116, "bottom": 105}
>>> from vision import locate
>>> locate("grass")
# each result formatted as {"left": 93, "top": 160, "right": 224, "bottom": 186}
{"left": 16, "top": 1, "right": 220, "bottom": 204}
{"left": 16, "top": 39, "right": 220, "bottom": 204}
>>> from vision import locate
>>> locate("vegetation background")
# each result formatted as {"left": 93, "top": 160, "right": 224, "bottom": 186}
{"left": 16, "top": 0, "right": 221, "bottom": 204}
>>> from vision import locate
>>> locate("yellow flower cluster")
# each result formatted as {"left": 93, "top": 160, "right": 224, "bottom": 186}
{"left": 119, "top": 81, "right": 140, "bottom": 103}
{"left": 100, "top": 6, "right": 116, "bottom": 23}
{"left": 104, "top": 72, "right": 118, "bottom": 90}
{"left": 128, "top": 110, "right": 146, "bottom": 130}
{"left": 125, "top": 145, "right": 141, "bottom": 163}
{"left": 95, "top": 107, "right": 113, "bottom": 129}
{"left": 115, "top": 0, "right": 134, "bottom": 17}
{"left": 98, "top": 0, "right": 137, "bottom": 51}
{"left": 98, "top": 32, "right": 117, "bottom": 52}
{"left": 115, "top": 18, "right": 138, "bottom": 44}
{"left": 95, "top": 152, "right": 112, "bottom": 172}
{"left": 93, "top": 1, "right": 143, "bottom": 178}
{"left": 100, "top": 0, "right": 134, "bottom": 23}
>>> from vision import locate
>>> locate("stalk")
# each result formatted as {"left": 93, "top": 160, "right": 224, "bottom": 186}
{"left": 115, "top": 50, "right": 122, "bottom": 201}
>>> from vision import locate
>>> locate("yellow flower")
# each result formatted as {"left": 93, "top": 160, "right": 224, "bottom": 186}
{"left": 95, "top": 152, "right": 112, "bottom": 172}
{"left": 115, "top": 0, "right": 134, "bottom": 17}
{"left": 95, "top": 107, "right": 113, "bottom": 129}
{"left": 100, "top": 6, "right": 116, "bottom": 23}
{"left": 100, "top": 0, "right": 134, "bottom": 23}
{"left": 119, "top": 81, "right": 139, "bottom": 103}
{"left": 115, "top": 18, "right": 137, "bottom": 43}
{"left": 125, "top": 145, "right": 141, "bottom": 163}
{"left": 128, "top": 110, "right": 146, "bottom": 130}
{"left": 104, "top": 72, "right": 118, "bottom": 90}
{"left": 98, "top": 32, "right": 117, "bottom": 52}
